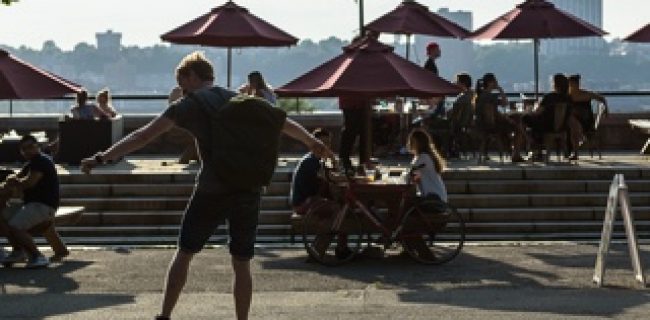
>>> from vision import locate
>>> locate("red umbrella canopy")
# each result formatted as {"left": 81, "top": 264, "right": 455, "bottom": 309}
{"left": 469, "top": 0, "right": 607, "bottom": 40}
{"left": 0, "top": 49, "right": 81, "bottom": 99}
{"left": 160, "top": 1, "right": 298, "bottom": 47}
{"left": 624, "top": 23, "right": 650, "bottom": 43}
{"left": 276, "top": 36, "right": 461, "bottom": 98}
{"left": 366, "top": 0, "right": 469, "bottom": 38}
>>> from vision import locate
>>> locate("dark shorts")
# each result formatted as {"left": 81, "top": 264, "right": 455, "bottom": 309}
{"left": 179, "top": 189, "right": 261, "bottom": 259}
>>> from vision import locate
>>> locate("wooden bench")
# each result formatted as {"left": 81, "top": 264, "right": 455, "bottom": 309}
{"left": 0, "top": 206, "right": 84, "bottom": 255}
{"left": 629, "top": 119, "right": 650, "bottom": 155}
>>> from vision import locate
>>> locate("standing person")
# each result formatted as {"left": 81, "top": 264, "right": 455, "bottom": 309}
{"left": 474, "top": 73, "right": 525, "bottom": 162}
{"left": 0, "top": 135, "right": 63, "bottom": 268}
{"left": 338, "top": 96, "right": 373, "bottom": 175}
{"left": 96, "top": 88, "right": 118, "bottom": 118}
{"left": 239, "top": 71, "right": 277, "bottom": 105}
{"left": 423, "top": 42, "right": 445, "bottom": 116}
{"left": 567, "top": 74, "right": 609, "bottom": 159}
{"left": 80, "top": 51, "right": 333, "bottom": 320}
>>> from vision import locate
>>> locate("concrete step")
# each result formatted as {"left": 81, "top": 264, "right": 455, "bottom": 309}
{"left": 58, "top": 171, "right": 293, "bottom": 184}
{"left": 55, "top": 224, "right": 293, "bottom": 237}
{"left": 442, "top": 167, "right": 649, "bottom": 181}
{"left": 446, "top": 180, "right": 650, "bottom": 194}
{"left": 77, "top": 210, "right": 293, "bottom": 226}
{"left": 60, "top": 182, "right": 291, "bottom": 197}
{"left": 461, "top": 207, "right": 650, "bottom": 222}
{"left": 449, "top": 193, "right": 650, "bottom": 208}
{"left": 463, "top": 221, "right": 650, "bottom": 234}
{"left": 61, "top": 196, "right": 290, "bottom": 211}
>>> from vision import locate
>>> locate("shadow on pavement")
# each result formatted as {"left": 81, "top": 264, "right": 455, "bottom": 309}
{"left": 261, "top": 249, "right": 650, "bottom": 317}
{"left": 0, "top": 259, "right": 134, "bottom": 319}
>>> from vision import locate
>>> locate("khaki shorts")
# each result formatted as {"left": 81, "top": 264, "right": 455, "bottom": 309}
{"left": 1, "top": 202, "right": 55, "bottom": 231}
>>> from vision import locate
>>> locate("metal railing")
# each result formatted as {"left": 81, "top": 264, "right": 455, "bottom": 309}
{"left": 2, "top": 91, "right": 650, "bottom": 116}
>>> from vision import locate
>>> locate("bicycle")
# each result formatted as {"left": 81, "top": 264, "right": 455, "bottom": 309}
{"left": 301, "top": 162, "right": 465, "bottom": 266}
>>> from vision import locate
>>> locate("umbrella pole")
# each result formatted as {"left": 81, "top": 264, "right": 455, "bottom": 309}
{"left": 359, "top": 0, "right": 365, "bottom": 37}
{"left": 534, "top": 38, "right": 539, "bottom": 98}
{"left": 406, "top": 34, "right": 411, "bottom": 61}
{"left": 9, "top": 99, "right": 12, "bottom": 118}
{"left": 227, "top": 47, "right": 232, "bottom": 89}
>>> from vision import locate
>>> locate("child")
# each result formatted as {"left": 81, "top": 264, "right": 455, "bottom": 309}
{"left": 407, "top": 129, "right": 448, "bottom": 210}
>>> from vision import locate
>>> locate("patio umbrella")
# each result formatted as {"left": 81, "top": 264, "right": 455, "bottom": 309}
{"left": 469, "top": 0, "right": 607, "bottom": 97}
{"left": 365, "top": 0, "right": 469, "bottom": 60}
{"left": 0, "top": 49, "right": 82, "bottom": 116}
{"left": 160, "top": 0, "right": 298, "bottom": 88}
{"left": 624, "top": 23, "right": 650, "bottom": 43}
{"left": 275, "top": 36, "right": 461, "bottom": 98}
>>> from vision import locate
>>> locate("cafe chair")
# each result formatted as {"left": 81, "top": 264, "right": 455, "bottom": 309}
{"left": 542, "top": 102, "right": 570, "bottom": 164}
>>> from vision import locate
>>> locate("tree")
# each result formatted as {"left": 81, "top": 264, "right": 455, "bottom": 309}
{"left": 2, "top": 0, "right": 18, "bottom": 5}
{"left": 276, "top": 98, "right": 315, "bottom": 114}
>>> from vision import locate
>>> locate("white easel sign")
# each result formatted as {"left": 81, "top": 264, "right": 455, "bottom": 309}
{"left": 593, "top": 174, "right": 646, "bottom": 288}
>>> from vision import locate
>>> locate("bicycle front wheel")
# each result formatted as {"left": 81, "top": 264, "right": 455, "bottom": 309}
{"left": 301, "top": 200, "right": 363, "bottom": 266}
{"left": 401, "top": 205, "right": 465, "bottom": 265}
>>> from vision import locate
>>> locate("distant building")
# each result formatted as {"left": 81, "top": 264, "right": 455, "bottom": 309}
{"left": 96, "top": 30, "right": 122, "bottom": 53}
{"left": 542, "top": 0, "right": 606, "bottom": 56}
{"left": 413, "top": 8, "right": 473, "bottom": 80}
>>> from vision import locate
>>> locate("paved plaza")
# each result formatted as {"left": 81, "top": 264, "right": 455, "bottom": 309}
{"left": 2, "top": 243, "right": 650, "bottom": 319}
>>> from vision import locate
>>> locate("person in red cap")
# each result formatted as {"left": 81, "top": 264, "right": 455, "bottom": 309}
{"left": 424, "top": 42, "right": 441, "bottom": 75}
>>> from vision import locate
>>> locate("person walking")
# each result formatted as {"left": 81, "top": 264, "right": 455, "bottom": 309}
{"left": 80, "top": 51, "right": 333, "bottom": 320}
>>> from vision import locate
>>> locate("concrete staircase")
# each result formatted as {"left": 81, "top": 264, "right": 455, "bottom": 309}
{"left": 33, "top": 165, "right": 650, "bottom": 245}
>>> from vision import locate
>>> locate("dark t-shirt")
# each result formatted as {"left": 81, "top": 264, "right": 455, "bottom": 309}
{"left": 539, "top": 92, "right": 572, "bottom": 131}
{"left": 424, "top": 58, "right": 439, "bottom": 75}
{"left": 19, "top": 153, "right": 60, "bottom": 209}
{"left": 290, "top": 153, "right": 321, "bottom": 207}
{"left": 474, "top": 92, "right": 500, "bottom": 128}
{"left": 162, "top": 86, "right": 237, "bottom": 191}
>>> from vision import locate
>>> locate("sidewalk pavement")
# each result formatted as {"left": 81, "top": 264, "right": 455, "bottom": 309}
{"left": 1, "top": 243, "right": 650, "bottom": 319}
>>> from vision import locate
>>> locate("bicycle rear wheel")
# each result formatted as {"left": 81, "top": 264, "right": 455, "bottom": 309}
{"left": 301, "top": 199, "right": 363, "bottom": 266}
{"left": 401, "top": 205, "right": 465, "bottom": 265}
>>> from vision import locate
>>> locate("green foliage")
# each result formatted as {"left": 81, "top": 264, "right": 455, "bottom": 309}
{"left": 276, "top": 98, "right": 315, "bottom": 114}
{"left": 2, "top": 0, "right": 18, "bottom": 5}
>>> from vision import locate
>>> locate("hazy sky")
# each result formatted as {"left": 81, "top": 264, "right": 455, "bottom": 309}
{"left": 1, "top": 0, "right": 647, "bottom": 50}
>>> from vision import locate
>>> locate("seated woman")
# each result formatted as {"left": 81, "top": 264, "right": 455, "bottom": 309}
{"left": 567, "top": 74, "right": 609, "bottom": 159}
{"left": 70, "top": 89, "right": 110, "bottom": 120}
{"left": 239, "top": 71, "right": 277, "bottom": 105}
{"left": 522, "top": 73, "right": 572, "bottom": 159}
{"left": 407, "top": 129, "right": 447, "bottom": 210}
{"left": 474, "top": 73, "right": 525, "bottom": 162}
{"left": 96, "top": 88, "right": 118, "bottom": 118}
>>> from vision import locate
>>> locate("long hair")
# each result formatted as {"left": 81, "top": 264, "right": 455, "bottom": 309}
{"left": 248, "top": 71, "right": 270, "bottom": 91}
{"left": 407, "top": 129, "right": 446, "bottom": 173}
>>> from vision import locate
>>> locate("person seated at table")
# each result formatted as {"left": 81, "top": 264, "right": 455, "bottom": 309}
{"left": 0, "top": 135, "right": 65, "bottom": 268}
{"left": 567, "top": 74, "right": 609, "bottom": 159}
{"left": 238, "top": 71, "right": 277, "bottom": 105}
{"left": 291, "top": 129, "right": 351, "bottom": 259}
{"left": 290, "top": 128, "right": 332, "bottom": 215}
{"left": 474, "top": 73, "right": 525, "bottom": 162}
{"left": 522, "top": 73, "right": 572, "bottom": 160}
{"left": 407, "top": 129, "right": 447, "bottom": 209}
{"left": 70, "top": 89, "right": 110, "bottom": 120}
{"left": 96, "top": 88, "right": 118, "bottom": 119}
{"left": 448, "top": 73, "right": 475, "bottom": 158}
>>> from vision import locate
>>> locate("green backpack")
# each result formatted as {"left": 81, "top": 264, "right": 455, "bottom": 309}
{"left": 191, "top": 88, "right": 287, "bottom": 190}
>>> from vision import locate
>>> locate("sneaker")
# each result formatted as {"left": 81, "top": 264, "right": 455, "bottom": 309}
{"left": 25, "top": 255, "right": 49, "bottom": 269}
{"left": 50, "top": 250, "right": 70, "bottom": 263}
{"left": 154, "top": 316, "right": 170, "bottom": 320}
{"left": 2, "top": 250, "right": 27, "bottom": 264}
